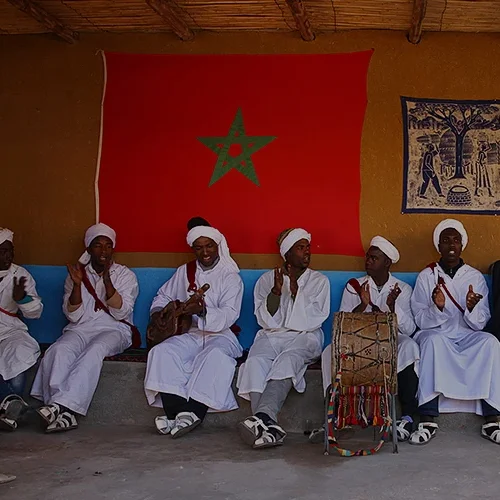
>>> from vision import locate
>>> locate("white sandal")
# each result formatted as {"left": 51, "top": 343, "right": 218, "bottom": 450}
{"left": 308, "top": 426, "right": 326, "bottom": 444}
{"left": 481, "top": 422, "right": 500, "bottom": 444}
{"left": 238, "top": 416, "right": 268, "bottom": 447}
{"left": 37, "top": 403, "right": 62, "bottom": 426}
{"left": 394, "top": 418, "right": 413, "bottom": 442}
{"left": 0, "top": 416, "right": 17, "bottom": 432}
{"left": 155, "top": 416, "right": 176, "bottom": 435}
{"left": 0, "top": 473, "right": 16, "bottom": 484}
{"left": 0, "top": 395, "right": 29, "bottom": 420}
{"left": 253, "top": 424, "right": 287, "bottom": 449}
{"left": 170, "top": 412, "right": 201, "bottom": 439}
{"left": 45, "top": 411, "right": 78, "bottom": 433}
{"left": 409, "top": 422, "right": 439, "bottom": 445}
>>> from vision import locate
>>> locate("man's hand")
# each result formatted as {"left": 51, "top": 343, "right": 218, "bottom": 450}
{"left": 150, "top": 310, "right": 167, "bottom": 331}
{"left": 103, "top": 260, "right": 112, "bottom": 284}
{"left": 386, "top": 283, "right": 401, "bottom": 313}
{"left": 271, "top": 266, "right": 284, "bottom": 296}
{"left": 182, "top": 298, "right": 204, "bottom": 316}
{"left": 66, "top": 263, "right": 83, "bottom": 285}
{"left": 466, "top": 284, "right": 483, "bottom": 313}
{"left": 360, "top": 281, "right": 371, "bottom": 308}
{"left": 286, "top": 264, "right": 299, "bottom": 299}
{"left": 432, "top": 284, "right": 446, "bottom": 311}
{"left": 12, "top": 277, "right": 27, "bottom": 302}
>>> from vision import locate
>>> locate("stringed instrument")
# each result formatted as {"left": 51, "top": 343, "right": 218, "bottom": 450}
{"left": 146, "top": 283, "right": 210, "bottom": 349}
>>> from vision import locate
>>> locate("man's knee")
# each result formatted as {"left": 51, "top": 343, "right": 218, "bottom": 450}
{"left": 418, "top": 330, "right": 447, "bottom": 348}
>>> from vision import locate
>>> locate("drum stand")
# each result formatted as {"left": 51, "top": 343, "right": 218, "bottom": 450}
{"left": 323, "top": 384, "right": 399, "bottom": 455}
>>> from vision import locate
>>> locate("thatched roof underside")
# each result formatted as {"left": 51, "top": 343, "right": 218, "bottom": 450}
{"left": 1, "top": 0, "right": 499, "bottom": 36}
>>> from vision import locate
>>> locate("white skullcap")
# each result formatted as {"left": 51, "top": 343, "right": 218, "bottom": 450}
{"left": 370, "top": 236, "right": 400, "bottom": 264}
{"left": 0, "top": 228, "right": 14, "bottom": 246}
{"left": 433, "top": 219, "right": 468, "bottom": 252}
{"left": 79, "top": 223, "right": 117, "bottom": 264}
{"left": 187, "top": 226, "right": 239, "bottom": 274}
{"left": 279, "top": 228, "right": 311, "bottom": 259}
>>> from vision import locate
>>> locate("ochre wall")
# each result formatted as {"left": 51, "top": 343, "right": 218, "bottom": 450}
{"left": 1, "top": 31, "right": 499, "bottom": 272}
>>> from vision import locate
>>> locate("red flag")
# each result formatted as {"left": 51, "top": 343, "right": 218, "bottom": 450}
{"left": 98, "top": 52, "right": 372, "bottom": 256}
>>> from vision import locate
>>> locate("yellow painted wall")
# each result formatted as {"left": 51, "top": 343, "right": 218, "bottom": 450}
{"left": 1, "top": 31, "right": 499, "bottom": 272}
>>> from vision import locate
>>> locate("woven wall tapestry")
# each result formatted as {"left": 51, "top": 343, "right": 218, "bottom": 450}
{"left": 402, "top": 97, "right": 500, "bottom": 214}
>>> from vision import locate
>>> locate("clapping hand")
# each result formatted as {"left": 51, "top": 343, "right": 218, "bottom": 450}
{"left": 386, "top": 283, "right": 401, "bottom": 313}
{"left": 12, "top": 276, "right": 27, "bottom": 302}
{"left": 466, "top": 284, "right": 483, "bottom": 312}
{"left": 432, "top": 284, "right": 445, "bottom": 311}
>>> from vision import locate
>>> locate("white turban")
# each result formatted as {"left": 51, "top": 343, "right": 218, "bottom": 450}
{"left": 186, "top": 226, "right": 239, "bottom": 274}
{"left": 370, "top": 236, "right": 400, "bottom": 264}
{"left": 433, "top": 219, "right": 468, "bottom": 252}
{"left": 79, "top": 223, "right": 117, "bottom": 265}
{"left": 279, "top": 228, "right": 311, "bottom": 259}
{"left": 0, "top": 228, "right": 14, "bottom": 246}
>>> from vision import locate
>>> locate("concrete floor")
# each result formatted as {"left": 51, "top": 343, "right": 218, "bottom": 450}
{"left": 1, "top": 424, "right": 500, "bottom": 500}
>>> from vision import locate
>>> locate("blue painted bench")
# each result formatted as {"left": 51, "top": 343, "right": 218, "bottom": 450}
{"left": 22, "top": 266, "right": 429, "bottom": 349}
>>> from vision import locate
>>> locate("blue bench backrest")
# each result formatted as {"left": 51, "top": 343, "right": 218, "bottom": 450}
{"left": 22, "top": 266, "right": 439, "bottom": 348}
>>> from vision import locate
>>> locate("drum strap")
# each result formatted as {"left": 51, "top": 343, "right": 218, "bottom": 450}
{"left": 426, "top": 263, "right": 465, "bottom": 314}
{"left": 80, "top": 266, "right": 142, "bottom": 348}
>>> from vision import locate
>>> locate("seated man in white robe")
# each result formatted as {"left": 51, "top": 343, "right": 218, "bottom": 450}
{"left": 31, "top": 223, "right": 139, "bottom": 433}
{"left": 409, "top": 219, "right": 500, "bottom": 445}
{"left": 144, "top": 219, "right": 243, "bottom": 438}
{"left": 317, "top": 236, "right": 420, "bottom": 442}
{"left": 237, "top": 228, "right": 330, "bottom": 449}
{"left": 0, "top": 228, "right": 43, "bottom": 431}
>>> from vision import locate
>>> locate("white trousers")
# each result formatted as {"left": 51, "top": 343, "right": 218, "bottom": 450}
{"left": 144, "top": 330, "right": 242, "bottom": 412}
{"left": 31, "top": 327, "right": 130, "bottom": 415}
{"left": 0, "top": 331, "right": 40, "bottom": 381}
{"left": 237, "top": 330, "right": 323, "bottom": 400}
{"left": 415, "top": 329, "right": 500, "bottom": 414}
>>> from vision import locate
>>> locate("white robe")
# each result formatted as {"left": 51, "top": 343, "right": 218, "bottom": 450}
{"left": 31, "top": 262, "right": 138, "bottom": 415}
{"left": 237, "top": 268, "right": 330, "bottom": 399}
{"left": 411, "top": 263, "right": 500, "bottom": 415}
{"left": 144, "top": 261, "right": 244, "bottom": 412}
{"left": 0, "top": 264, "right": 42, "bottom": 381}
{"left": 321, "top": 274, "right": 420, "bottom": 394}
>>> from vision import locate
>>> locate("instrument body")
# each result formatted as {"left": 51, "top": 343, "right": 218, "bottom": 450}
{"left": 146, "top": 283, "right": 210, "bottom": 348}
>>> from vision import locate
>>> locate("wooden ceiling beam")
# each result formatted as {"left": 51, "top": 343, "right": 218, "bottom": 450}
{"left": 7, "top": 0, "right": 78, "bottom": 44}
{"left": 146, "top": 0, "right": 194, "bottom": 41}
{"left": 285, "top": 0, "right": 315, "bottom": 41}
{"left": 408, "top": 0, "right": 428, "bottom": 44}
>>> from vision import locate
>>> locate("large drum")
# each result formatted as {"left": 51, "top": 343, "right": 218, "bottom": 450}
{"left": 325, "top": 312, "right": 398, "bottom": 456}
{"left": 331, "top": 312, "right": 397, "bottom": 391}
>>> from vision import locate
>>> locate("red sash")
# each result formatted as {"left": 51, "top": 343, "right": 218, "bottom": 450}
{"left": 186, "top": 259, "right": 241, "bottom": 336}
{"left": 426, "top": 262, "right": 465, "bottom": 314}
{"left": 346, "top": 278, "right": 381, "bottom": 312}
{"left": 0, "top": 306, "right": 19, "bottom": 318}
{"left": 80, "top": 266, "right": 142, "bottom": 348}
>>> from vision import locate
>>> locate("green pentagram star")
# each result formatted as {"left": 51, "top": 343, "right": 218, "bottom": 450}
{"left": 198, "top": 108, "right": 276, "bottom": 187}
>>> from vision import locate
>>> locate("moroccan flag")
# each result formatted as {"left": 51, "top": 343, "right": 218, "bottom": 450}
{"left": 98, "top": 52, "right": 372, "bottom": 255}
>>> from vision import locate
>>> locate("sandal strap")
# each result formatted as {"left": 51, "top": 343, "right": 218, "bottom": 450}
{"left": 51, "top": 411, "right": 77, "bottom": 429}
{"left": 395, "top": 419, "right": 412, "bottom": 440}
{"left": 38, "top": 403, "right": 61, "bottom": 424}
{"left": 267, "top": 424, "right": 287, "bottom": 440}
{"left": 242, "top": 416, "right": 268, "bottom": 437}
{"left": 482, "top": 422, "right": 500, "bottom": 443}
{"left": 155, "top": 416, "right": 175, "bottom": 435}
{"left": 254, "top": 427, "right": 286, "bottom": 448}
{"left": 409, "top": 422, "right": 438, "bottom": 444}
{"left": 175, "top": 412, "right": 199, "bottom": 428}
